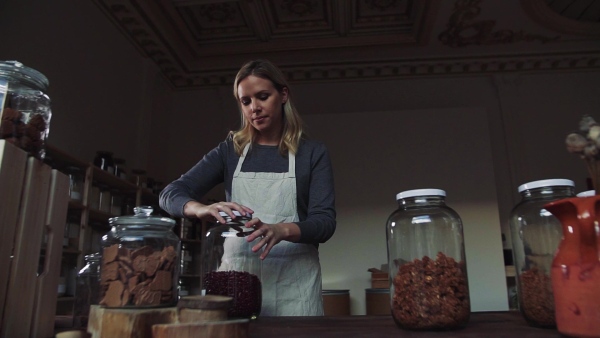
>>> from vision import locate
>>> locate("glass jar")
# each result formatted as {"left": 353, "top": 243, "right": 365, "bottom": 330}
{"left": 65, "top": 166, "right": 84, "bottom": 201}
{"left": 129, "top": 169, "right": 148, "bottom": 188}
{"left": 0, "top": 61, "right": 51, "bottom": 159}
{"left": 110, "top": 189, "right": 123, "bottom": 215}
{"left": 73, "top": 253, "right": 101, "bottom": 328}
{"left": 98, "top": 185, "right": 111, "bottom": 213}
{"left": 99, "top": 206, "right": 180, "bottom": 308}
{"left": 386, "top": 189, "right": 470, "bottom": 330}
{"left": 181, "top": 243, "right": 193, "bottom": 275}
{"left": 94, "top": 151, "right": 115, "bottom": 173}
{"left": 509, "top": 178, "right": 575, "bottom": 328}
{"left": 113, "top": 157, "right": 127, "bottom": 179}
{"left": 201, "top": 211, "right": 262, "bottom": 319}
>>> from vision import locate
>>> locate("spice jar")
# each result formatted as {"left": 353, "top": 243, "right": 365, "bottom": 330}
{"left": 509, "top": 178, "right": 575, "bottom": 328}
{"left": 65, "top": 166, "right": 84, "bottom": 201}
{"left": 99, "top": 206, "right": 180, "bottom": 308}
{"left": 0, "top": 61, "right": 51, "bottom": 159}
{"left": 113, "top": 157, "right": 127, "bottom": 180}
{"left": 386, "top": 189, "right": 470, "bottom": 330}
{"left": 94, "top": 151, "right": 115, "bottom": 173}
{"left": 73, "top": 253, "right": 101, "bottom": 328}
{"left": 201, "top": 211, "right": 262, "bottom": 319}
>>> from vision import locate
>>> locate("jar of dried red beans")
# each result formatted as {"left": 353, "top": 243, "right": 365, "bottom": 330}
{"left": 99, "top": 206, "right": 180, "bottom": 308}
{"left": 508, "top": 179, "right": 575, "bottom": 328}
{"left": 201, "top": 211, "right": 262, "bottom": 319}
{"left": 386, "top": 189, "right": 470, "bottom": 330}
{"left": 0, "top": 61, "right": 51, "bottom": 159}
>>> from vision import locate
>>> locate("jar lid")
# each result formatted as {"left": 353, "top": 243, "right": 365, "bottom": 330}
{"left": 517, "top": 179, "right": 574, "bottom": 193}
{"left": 577, "top": 190, "right": 596, "bottom": 197}
{"left": 396, "top": 189, "right": 446, "bottom": 200}
{"left": 0, "top": 60, "right": 49, "bottom": 90}
{"left": 109, "top": 206, "right": 175, "bottom": 226}
{"left": 218, "top": 210, "right": 252, "bottom": 219}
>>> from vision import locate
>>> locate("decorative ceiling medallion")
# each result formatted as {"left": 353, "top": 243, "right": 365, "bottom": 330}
{"left": 439, "top": 0, "right": 559, "bottom": 47}
{"left": 521, "top": 0, "right": 600, "bottom": 37}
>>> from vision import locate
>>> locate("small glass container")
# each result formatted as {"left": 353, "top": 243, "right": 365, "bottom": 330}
{"left": 113, "top": 157, "right": 127, "bottom": 179}
{"left": 73, "top": 253, "right": 101, "bottom": 328}
{"left": 110, "top": 190, "right": 123, "bottom": 215}
{"left": 66, "top": 213, "right": 80, "bottom": 249}
{"left": 129, "top": 169, "right": 148, "bottom": 188}
{"left": 98, "top": 185, "right": 112, "bottom": 213}
{"left": 0, "top": 61, "right": 52, "bottom": 159}
{"left": 509, "top": 179, "right": 575, "bottom": 328}
{"left": 89, "top": 183, "right": 101, "bottom": 210}
{"left": 99, "top": 206, "right": 180, "bottom": 308}
{"left": 386, "top": 189, "right": 470, "bottom": 330}
{"left": 65, "top": 166, "right": 84, "bottom": 201}
{"left": 181, "top": 243, "right": 193, "bottom": 275}
{"left": 201, "top": 211, "right": 262, "bottom": 319}
{"left": 94, "top": 151, "right": 115, "bottom": 173}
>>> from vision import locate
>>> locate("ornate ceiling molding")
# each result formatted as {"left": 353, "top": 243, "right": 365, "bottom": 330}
{"left": 438, "top": 0, "right": 559, "bottom": 47}
{"left": 520, "top": 0, "right": 600, "bottom": 37}
{"left": 93, "top": 0, "right": 599, "bottom": 89}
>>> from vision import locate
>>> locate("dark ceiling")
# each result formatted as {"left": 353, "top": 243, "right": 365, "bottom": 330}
{"left": 93, "top": 0, "right": 600, "bottom": 89}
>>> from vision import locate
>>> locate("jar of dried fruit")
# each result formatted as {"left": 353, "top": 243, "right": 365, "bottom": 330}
{"left": 386, "top": 189, "right": 470, "bottom": 330}
{"left": 201, "top": 211, "right": 262, "bottom": 319}
{"left": 0, "top": 61, "right": 51, "bottom": 159}
{"left": 509, "top": 179, "right": 575, "bottom": 328}
{"left": 99, "top": 206, "right": 180, "bottom": 308}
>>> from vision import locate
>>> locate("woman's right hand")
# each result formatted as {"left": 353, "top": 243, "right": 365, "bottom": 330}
{"left": 183, "top": 200, "right": 253, "bottom": 224}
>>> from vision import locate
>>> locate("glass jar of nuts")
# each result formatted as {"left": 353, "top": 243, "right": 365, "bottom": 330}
{"left": 201, "top": 211, "right": 262, "bottom": 319}
{"left": 386, "top": 189, "right": 470, "bottom": 330}
{"left": 509, "top": 179, "right": 575, "bottom": 328}
{"left": 0, "top": 61, "right": 51, "bottom": 159}
{"left": 100, "top": 206, "right": 180, "bottom": 308}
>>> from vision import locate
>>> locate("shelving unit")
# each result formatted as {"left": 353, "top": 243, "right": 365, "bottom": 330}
{"left": 45, "top": 144, "right": 163, "bottom": 315}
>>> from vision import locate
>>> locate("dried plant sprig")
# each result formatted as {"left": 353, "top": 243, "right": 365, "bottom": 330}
{"left": 568, "top": 115, "right": 600, "bottom": 194}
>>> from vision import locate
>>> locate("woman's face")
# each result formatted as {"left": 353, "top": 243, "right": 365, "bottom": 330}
{"left": 237, "top": 75, "right": 288, "bottom": 143}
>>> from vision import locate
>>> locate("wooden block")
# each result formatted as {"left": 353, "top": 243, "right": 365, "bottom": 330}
{"left": 88, "top": 305, "right": 177, "bottom": 338}
{"left": 0, "top": 140, "right": 27, "bottom": 325}
{"left": 2, "top": 156, "right": 52, "bottom": 338}
{"left": 32, "top": 169, "right": 70, "bottom": 338}
{"left": 178, "top": 295, "right": 231, "bottom": 323}
{"left": 152, "top": 319, "right": 249, "bottom": 338}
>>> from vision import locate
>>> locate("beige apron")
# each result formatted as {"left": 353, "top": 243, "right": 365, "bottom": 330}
{"left": 231, "top": 143, "right": 323, "bottom": 316}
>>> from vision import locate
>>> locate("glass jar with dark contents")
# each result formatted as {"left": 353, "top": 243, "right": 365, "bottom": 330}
{"left": 386, "top": 189, "right": 471, "bottom": 330}
{"left": 201, "top": 211, "right": 262, "bottom": 319}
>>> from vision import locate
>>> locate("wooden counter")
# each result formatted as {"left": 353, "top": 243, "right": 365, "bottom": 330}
{"left": 248, "top": 312, "right": 561, "bottom": 338}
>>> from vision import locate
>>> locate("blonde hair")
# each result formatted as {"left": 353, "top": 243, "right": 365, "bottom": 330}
{"left": 231, "top": 59, "right": 303, "bottom": 156}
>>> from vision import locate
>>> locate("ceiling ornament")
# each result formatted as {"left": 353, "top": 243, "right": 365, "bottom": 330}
{"left": 438, "top": 0, "right": 559, "bottom": 47}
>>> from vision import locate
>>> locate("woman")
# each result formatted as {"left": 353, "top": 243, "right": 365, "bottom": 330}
{"left": 159, "top": 59, "right": 336, "bottom": 316}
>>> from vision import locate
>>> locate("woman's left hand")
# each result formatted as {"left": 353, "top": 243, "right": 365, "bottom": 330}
{"left": 244, "top": 218, "right": 300, "bottom": 259}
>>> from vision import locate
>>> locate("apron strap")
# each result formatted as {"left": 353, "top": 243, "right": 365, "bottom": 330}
{"left": 233, "top": 143, "right": 251, "bottom": 177}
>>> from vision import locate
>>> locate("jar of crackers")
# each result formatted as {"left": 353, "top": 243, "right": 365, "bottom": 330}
{"left": 99, "top": 206, "right": 180, "bottom": 308}
{"left": 386, "top": 189, "right": 470, "bottom": 330}
{"left": 0, "top": 60, "right": 51, "bottom": 159}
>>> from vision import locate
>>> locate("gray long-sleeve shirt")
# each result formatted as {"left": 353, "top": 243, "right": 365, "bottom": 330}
{"left": 159, "top": 137, "right": 336, "bottom": 244}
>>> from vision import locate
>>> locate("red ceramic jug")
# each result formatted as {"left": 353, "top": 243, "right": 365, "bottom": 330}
{"left": 545, "top": 195, "right": 600, "bottom": 337}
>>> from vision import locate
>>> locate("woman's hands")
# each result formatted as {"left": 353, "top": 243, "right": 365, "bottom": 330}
{"left": 244, "top": 218, "right": 301, "bottom": 260}
{"left": 183, "top": 200, "right": 253, "bottom": 224}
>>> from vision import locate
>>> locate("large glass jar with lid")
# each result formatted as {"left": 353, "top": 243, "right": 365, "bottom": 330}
{"left": 73, "top": 253, "right": 101, "bottom": 328}
{"left": 386, "top": 189, "right": 470, "bottom": 330}
{"left": 201, "top": 211, "right": 262, "bottom": 319}
{"left": 509, "top": 178, "right": 575, "bottom": 328}
{"left": 99, "top": 206, "right": 180, "bottom": 308}
{"left": 0, "top": 60, "right": 52, "bottom": 159}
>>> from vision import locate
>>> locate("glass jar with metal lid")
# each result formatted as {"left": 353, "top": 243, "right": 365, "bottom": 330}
{"left": 99, "top": 206, "right": 180, "bottom": 308}
{"left": 0, "top": 60, "right": 52, "bottom": 159}
{"left": 201, "top": 210, "right": 262, "bottom": 319}
{"left": 509, "top": 178, "right": 575, "bottom": 328}
{"left": 386, "top": 188, "right": 470, "bottom": 330}
{"left": 73, "top": 253, "right": 101, "bottom": 328}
